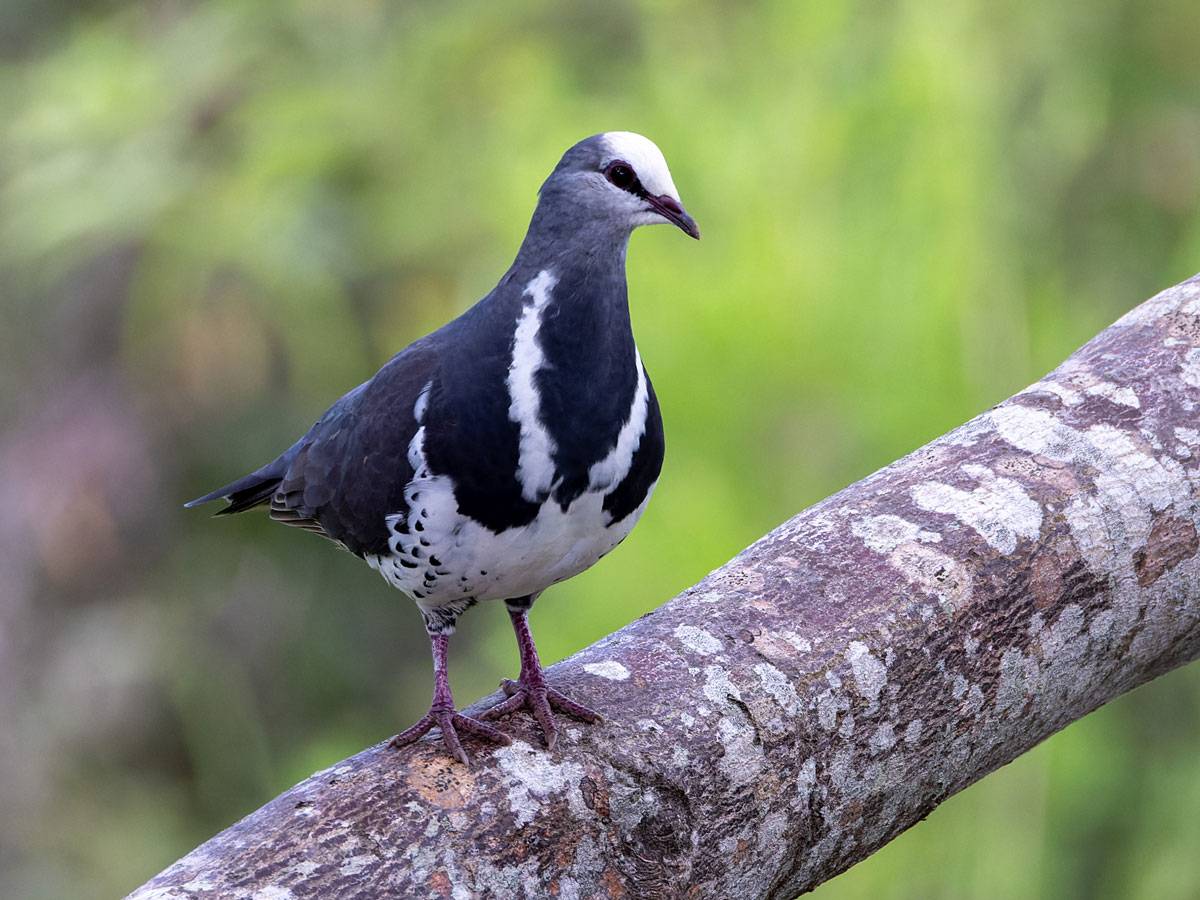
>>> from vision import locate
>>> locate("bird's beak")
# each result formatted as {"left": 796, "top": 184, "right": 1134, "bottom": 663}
{"left": 647, "top": 194, "right": 701, "bottom": 239}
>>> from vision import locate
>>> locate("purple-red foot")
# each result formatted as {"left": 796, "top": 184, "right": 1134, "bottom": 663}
{"left": 481, "top": 677, "right": 603, "bottom": 750}
{"left": 389, "top": 705, "right": 511, "bottom": 767}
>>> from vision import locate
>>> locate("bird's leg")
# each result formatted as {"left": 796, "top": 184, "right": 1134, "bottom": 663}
{"left": 388, "top": 632, "right": 511, "bottom": 765}
{"left": 481, "top": 603, "right": 603, "bottom": 750}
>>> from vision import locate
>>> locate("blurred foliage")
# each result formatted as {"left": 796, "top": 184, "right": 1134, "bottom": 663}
{"left": 0, "top": 0, "right": 1198, "bottom": 898}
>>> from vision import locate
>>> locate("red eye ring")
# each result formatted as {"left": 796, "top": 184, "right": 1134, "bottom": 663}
{"left": 605, "top": 161, "right": 637, "bottom": 191}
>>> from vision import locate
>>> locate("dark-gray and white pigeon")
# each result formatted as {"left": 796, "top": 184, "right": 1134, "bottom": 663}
{"left": 187, "top": 132, "right": 699, "bottom": 764}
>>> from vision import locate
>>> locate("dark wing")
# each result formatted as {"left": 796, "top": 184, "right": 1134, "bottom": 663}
{"left": 188, "top": 339, "right": 441, "bottom": 557}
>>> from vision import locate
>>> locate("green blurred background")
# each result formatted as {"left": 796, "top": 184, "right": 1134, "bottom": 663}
{"left": 1, "top": 0, "right": 1198, "bottom": 897}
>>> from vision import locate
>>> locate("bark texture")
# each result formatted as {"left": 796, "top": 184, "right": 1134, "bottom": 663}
{"left": 129, "top": 275, "right": 1200, "bottom": 900}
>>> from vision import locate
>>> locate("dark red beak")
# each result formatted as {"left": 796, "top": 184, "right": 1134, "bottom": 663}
{"left": 647, "top": 194, "right": 700, "bottom": 239}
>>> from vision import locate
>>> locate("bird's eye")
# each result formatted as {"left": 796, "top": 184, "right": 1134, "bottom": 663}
{"left": 605, "top": 162, "right": 637, "bottom": 191}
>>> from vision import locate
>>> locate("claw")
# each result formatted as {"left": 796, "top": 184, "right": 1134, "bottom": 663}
{"left": 482, "top": 678, "right": 603, "bottom": 750}
{"left": 389, "top": 707, "right": 510, "bottom": 766}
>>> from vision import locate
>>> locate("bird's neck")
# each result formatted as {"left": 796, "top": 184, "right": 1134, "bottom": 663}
{"left": 504, "top": 219, "right": 636, "bottom": 347}
{"left": 512, "top": 200, "right": 633, "bottom": 276}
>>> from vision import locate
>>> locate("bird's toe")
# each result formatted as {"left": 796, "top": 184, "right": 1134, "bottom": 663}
{"left": 480, "top": 688, "right": 528, "bottom": 720}
{"left": 388, "top": 712, "right": 437, "bottom": 749}
{"left": 449, "top": 712, "right": 512, "bottom": 746}
{"left": 544, "top": 686, "right": 604, "bottom": 724}
{"left": 482, "top": 679, "right": 603, "bottom": 749}
{"left": 388, "top": 707, "right": 510, "bottom": 767}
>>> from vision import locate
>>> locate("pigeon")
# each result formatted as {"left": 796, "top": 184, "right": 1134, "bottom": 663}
{"left": 187, "top": 131, "right": 699, "bottom": 764}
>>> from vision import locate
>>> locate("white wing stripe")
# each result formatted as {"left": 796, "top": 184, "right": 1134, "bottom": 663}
{"left": 507, "top": 270, "right": 559, "bottom": 503}
{"left": 588, "top": 349, "right": 649, "bottom": 491}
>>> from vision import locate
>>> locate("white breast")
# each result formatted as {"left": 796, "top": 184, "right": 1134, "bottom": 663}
{"left": 367, "top": 475, "right": 656, "bottom": 614}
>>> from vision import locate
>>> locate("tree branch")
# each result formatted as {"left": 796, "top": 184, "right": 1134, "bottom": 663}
{"left": 129, "top": 274, "right": 1200, "bottom": 900}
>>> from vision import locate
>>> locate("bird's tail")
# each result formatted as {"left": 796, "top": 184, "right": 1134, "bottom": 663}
{"left": 185, "top": 470, "right": 281, "bottom": 515}
{"left": 185, "top": 442, "right": 301, "bottom": 515}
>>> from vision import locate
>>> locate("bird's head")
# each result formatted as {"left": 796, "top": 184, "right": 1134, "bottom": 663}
{"left": 540, "top": 131, "right": 700, "bottom": 241}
